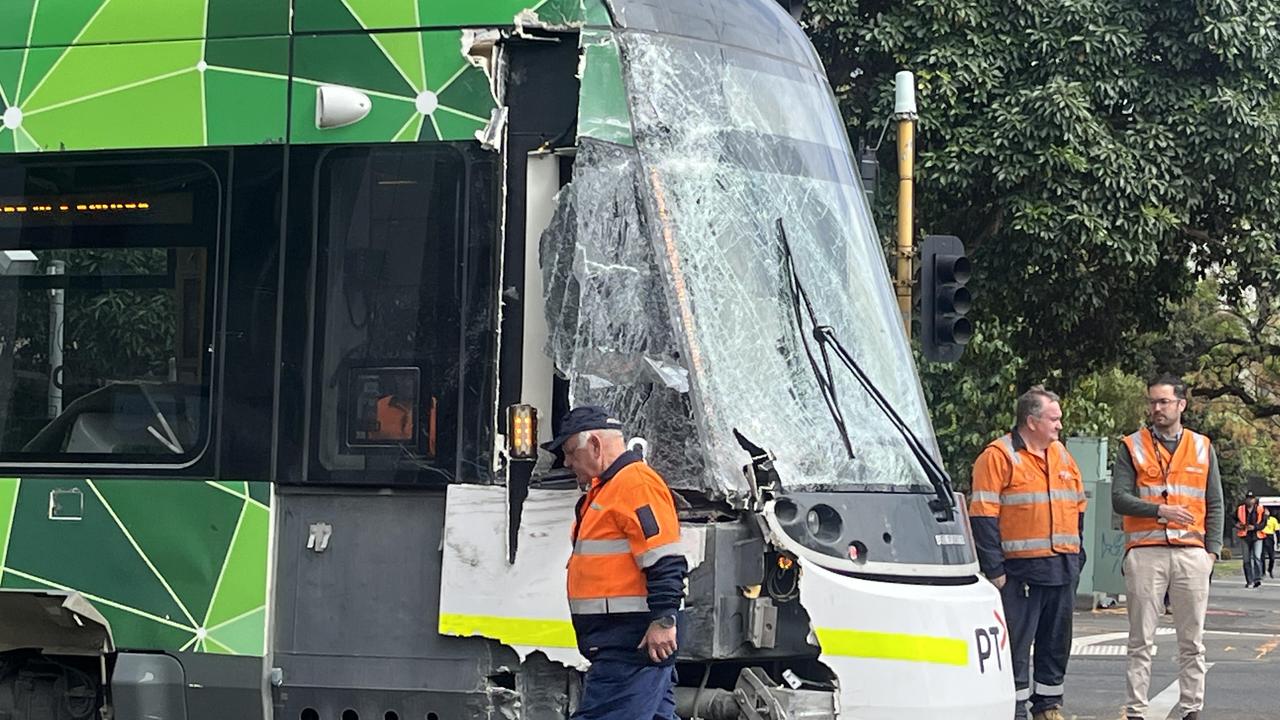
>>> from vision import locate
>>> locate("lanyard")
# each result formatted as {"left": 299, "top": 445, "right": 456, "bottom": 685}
{"left": 1149, "top": 427, "right": 1181, "bottom": 484}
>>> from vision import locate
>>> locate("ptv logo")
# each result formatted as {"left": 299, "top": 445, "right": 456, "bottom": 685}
{"left": 975, "top": 609, "right": 1009, "bottom": 674}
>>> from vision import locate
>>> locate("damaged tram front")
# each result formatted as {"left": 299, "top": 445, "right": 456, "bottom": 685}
{"left": 0, "top": 0, "right": 1012, "bottom": 719}
{"left": 449, "top": 1, "right": 1014, "bottom": 718}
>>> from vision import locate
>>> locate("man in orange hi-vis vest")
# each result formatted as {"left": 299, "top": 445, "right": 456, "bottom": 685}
{"left": 541, "top": 406, "right": 687, "bottom": 720}
{"left": 1113, "top": 374, "right": 1224, "bottom": 720}
{"left": 970, "top": 386, "right": 1087, "bottom": 720}
{"left": 1234, "top": 491, "right": 1268, "bottom": 588}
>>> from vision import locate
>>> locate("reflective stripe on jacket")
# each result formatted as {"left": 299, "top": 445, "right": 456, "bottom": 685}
{"left": 1121, "top": 428, "right": 1210, "bottom": 551}
{"left": 568, "top": 457, "right": 683, "bottom": 616}
{"left": 1237, "top": 504, "right": 1267, "bottom": 540}
{"left": 969, "top": 434, "right": 1087, "bottom": 560}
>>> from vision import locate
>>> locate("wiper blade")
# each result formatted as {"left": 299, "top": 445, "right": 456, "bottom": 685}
{"left": 776, "top": 219, "right": 955, "bottom": 520}
{"left": 137, "top": 384, "right": 185, "bottom": 455}
{"left": 780, "top": 225, "right": 856, "bottom": 461}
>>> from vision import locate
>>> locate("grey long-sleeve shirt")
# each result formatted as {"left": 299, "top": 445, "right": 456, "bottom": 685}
{"left": 1111, "top": 432, "right": 1224, "bottom": 555}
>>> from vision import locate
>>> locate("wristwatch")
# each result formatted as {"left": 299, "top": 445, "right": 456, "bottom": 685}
{"left": 653, "top": 614, "right": 677, "bottom": 629}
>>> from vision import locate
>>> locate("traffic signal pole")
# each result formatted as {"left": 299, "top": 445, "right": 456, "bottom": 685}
{"left": 894, "top": 71, "right": 917, "bottom": 336}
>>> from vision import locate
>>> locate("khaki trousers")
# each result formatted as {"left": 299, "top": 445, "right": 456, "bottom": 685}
{"left": 1123, "top": 545, "right": 1214, "bottom": 716}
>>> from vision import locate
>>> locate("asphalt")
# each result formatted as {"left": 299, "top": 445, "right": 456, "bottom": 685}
{"left": 1061, "top": 561, "right": 1280, "bottom": 720}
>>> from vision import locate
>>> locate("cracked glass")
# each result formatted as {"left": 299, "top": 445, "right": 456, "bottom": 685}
{"left": 547, "top": 25, "right": 938, "bottom": 499}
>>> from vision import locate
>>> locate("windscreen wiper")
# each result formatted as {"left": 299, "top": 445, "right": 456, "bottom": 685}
{"left": 137, "top": 383, "right": 185, "bottom": 455}
{"left": 776, "top": 219, "right": 955, "bottom": 520}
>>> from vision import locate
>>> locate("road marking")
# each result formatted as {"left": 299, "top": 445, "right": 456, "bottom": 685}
{"left": 1204, "top": 629, "right": 1280, "bottom": 638}
{"left": 1071, "top": 644, "right": 1131, "bottom": 656}
{"left": 1145, "top": 662, "right": 1213, "bottom": 720}
{"left": 1071, "top": 628, "right": 1173, "bottom": 656}
{"left": 1256, "top": 638, "right": 1280, "bottom": 660}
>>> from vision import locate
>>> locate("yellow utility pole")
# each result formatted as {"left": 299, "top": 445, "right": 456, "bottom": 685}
{"left": 893, "top": 71, "right": 917, "bottom": 336}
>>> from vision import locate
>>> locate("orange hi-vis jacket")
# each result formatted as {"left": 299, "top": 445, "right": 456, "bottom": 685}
{"left": 969, "top": 433, "right": 1087, "bottom": 559}
{"left": 1121, "top": 428, "right": 1211, "bottom": 551}
{"left": 568, "top": 456, "right": 684, "bottom": 616}
{"left": 1237, "top": 504, "right": 1266, "bottom": 540}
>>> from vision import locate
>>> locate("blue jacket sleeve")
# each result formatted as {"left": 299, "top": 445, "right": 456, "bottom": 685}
{"left": 645, "top": 555, "right": 688, "bottom": 620}
{"left": 971, "top": 516, "right": 1005, "bottom": 578}
{"left": 1079, "top": 511, "right": 1087, "bottom": 570}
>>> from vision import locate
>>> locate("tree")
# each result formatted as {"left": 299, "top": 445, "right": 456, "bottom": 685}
{"left": 1142, "top": 279, "right": 1280, "bottom": 495}
{"left": 806, "top": 1, "right": 1280, "bottom": 479}
{"left": 808, "top": 0, "right": 1280, "bottom": 384}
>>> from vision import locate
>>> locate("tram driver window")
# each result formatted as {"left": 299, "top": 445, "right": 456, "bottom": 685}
{"left": 313, "top": 146, "right": 494, "bottom": 482}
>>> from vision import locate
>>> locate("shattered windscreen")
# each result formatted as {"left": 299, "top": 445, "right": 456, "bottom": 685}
{"left": 546, "top": 16, "right": 939, "bottom": 499}
{"left": 619, "top": 33, "right": 938, "bottom": 495}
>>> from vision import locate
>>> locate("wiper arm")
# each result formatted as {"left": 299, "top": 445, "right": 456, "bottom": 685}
{"left": 137, "top": 383, "right": 185, "bottom": 455}
{"left": 776, "top": 219, "right": 955, "bottom": 520}
{"left": 780, "top": 224, "right": 856, "bottom": 460}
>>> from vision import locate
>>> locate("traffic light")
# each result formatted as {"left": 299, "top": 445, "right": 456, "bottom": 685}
{"left": 920, "top": 234, "right": 973, "bottom": 362}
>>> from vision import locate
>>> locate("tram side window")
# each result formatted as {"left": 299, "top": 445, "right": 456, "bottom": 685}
{"left": 314, "top": 146, "right": 497, "bottom": 482}
{"left": 0, "top": 161, "right": 219, "bottom": 464}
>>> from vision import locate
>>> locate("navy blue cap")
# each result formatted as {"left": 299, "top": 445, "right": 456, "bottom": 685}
{"left": 541, "top": 405, "right": 624, "bottom": 452}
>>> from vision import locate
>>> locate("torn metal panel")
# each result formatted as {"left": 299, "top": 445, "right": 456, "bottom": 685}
{"left": 798, "top": 560, "right": 1013, "bottom": 719}
{"left": 476, "top": 106, "right": 509, "bottom": 151}
{"left": 514, "top": 653, "right": 579, "bottom": 719}
{"left": 0, "top": 590, "right": 113, "bottom": 655}
{"left": 439, "top": 485, "right": 707, "bottom": 667}
{"left": 513, "top": 0, "right": 590, "bottom": 31}
{"left": 540, "top": 140, "right": 711, "bottom": 491}
{"left": 440, "top": 485, "right": 584, "bottom": 668}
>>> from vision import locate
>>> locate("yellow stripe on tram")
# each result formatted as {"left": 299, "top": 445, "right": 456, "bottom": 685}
{"left": 814, "top": 628, "right": 970, "bottom": 667}
{"left": 438, "top": 613, "right": 578, "bottom": 649}
{"left": 439, "top": 614, "right": 969, "bottom": 667}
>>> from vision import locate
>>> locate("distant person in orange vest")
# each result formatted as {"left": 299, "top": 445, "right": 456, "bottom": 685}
{"left": 1113, "top": 374, "right": 1224, "bottom": 720}
{"left": 1235, "top": 491, "right": 1268, "bottom": 588}
{"left": 970, "top": 386, "right": 1087, "bottom": 720}
{"left": 542, "top": 406, "right": 687, "bottom": 720}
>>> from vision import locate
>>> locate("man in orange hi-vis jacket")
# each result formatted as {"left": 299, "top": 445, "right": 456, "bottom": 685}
{"left": 969, "top": 386, "right": 1087, "bottom": 720}
{"left": 542, "top": 405, "right": 687, "bottom": 720}
{"left": 1113, "top": 374, "right": 1223, "bottom": 720}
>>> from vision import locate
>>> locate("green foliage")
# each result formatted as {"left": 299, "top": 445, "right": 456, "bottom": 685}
{"left": 809, "top": 0, "right": 1280, "bottom": 380}
{"left": 917, "top": 322, "right": 1020, "bottom": 489}
{"left": 808, "top": 0, "right": 1280, "bottom": 484}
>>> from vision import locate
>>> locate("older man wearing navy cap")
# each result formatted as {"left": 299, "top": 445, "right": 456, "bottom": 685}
{"left": 544, "top": 405, "right": 687, "bottom": 720}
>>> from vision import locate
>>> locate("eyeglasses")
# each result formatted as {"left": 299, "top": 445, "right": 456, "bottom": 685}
{"left": 1147, "top": 398, "right": 1179, "bottom": 408}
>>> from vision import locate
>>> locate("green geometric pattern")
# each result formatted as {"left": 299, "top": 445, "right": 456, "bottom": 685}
{"left": 0, "top": 0, "right": 515, "bottom": 153}
{"left": 290, "top": 29, "right": 496, "bottom": 144}
{"left": 295, "top": 0, "right": 585, "bottom": 32}
{"left": 0, "top": 478, "right": 271, "bottom": 656}
{"left": 0, "top": 0, "right": 289, "bottom": 48}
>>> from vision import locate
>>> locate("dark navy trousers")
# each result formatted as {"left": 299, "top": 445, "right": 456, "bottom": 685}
{"left": 1000, "top": 579, "right": 1075, "bottom": 719}
{"left": 572, "top": 660, "right": 676, "bottom": 720}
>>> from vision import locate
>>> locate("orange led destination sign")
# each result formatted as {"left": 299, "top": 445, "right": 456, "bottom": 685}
{"left": 0, "top": 193, "right": 192, "bottom": 227}
{"left": 0, "top": 201, "right": 151, "bottom": 213}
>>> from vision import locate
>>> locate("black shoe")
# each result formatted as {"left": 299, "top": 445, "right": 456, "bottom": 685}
{"left": 1256, "top": 580, "right": 1264, "bottom": 588}
{"left": 1182, "top": 712, "right": 1199, "bottom": 720}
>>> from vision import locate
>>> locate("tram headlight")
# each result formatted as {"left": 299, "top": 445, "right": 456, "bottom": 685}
{"left": 805, "top": 504, "right": 843, "bottom": 542}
